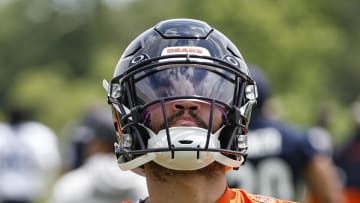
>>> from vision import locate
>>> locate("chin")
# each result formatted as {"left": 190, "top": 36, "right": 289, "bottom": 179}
{"left": 145, "top": 161, "right": 225, "bottom": 182}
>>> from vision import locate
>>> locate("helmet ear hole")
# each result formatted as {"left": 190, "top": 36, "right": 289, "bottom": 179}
{"left": 131, "top": 124, "right": 150, "bottom": 150}
{"left": 219, "top": 125, "right": 237, "bottom": 150}
{"left": 219, "top": 125, "right": 247, "bottom": 157}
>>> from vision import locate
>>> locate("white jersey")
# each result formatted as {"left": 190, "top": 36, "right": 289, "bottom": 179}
{"left": 0, "top": 121, "right": 61, "bottom": 201}
{"left": 51, "top": 154, "right": 148, "bottom": 203}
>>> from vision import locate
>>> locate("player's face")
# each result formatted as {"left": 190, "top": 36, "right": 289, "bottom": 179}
{"left": 145, "top": 99, "right": 225, "bottom": 134}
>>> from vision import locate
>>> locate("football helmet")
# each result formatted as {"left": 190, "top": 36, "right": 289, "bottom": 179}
{"left": 104, "top": 18, "right": 257, "bottom": 171}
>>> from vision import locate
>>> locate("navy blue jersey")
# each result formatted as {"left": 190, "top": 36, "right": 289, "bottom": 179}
{"left": 336, "top": 130, "right": 360, "bottom": 189}
{"left": 227, "top": 114, "right": 318, "bottom": 201}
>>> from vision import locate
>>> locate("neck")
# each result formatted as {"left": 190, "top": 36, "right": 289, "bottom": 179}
{"left": 144, "top": 162, "right": 227, "bottom": 203}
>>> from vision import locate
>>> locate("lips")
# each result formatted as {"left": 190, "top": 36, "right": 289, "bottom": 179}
{"left": 171, "top": 115, "right": 199, "bottom": 127}
{"left": 166, "top": 113, "right": 208, "bottom": 130}
{"left": 173, "top": 119, "right": 198, "bottom": 127}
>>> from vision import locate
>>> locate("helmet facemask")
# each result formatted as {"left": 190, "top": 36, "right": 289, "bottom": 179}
{"left": 104, "top": 54, "right": 257, "bottom": 171}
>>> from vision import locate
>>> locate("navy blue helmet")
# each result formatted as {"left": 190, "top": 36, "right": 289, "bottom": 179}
{"left": 104, "top": 19, "right": 257, "bottom": 171}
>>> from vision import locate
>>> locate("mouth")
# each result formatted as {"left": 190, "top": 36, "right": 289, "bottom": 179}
{"left": 172, "top": 119, "right": 199, "bottom": 127}
{"left": 158, "top": 110, "right": 209, "bottom": 130}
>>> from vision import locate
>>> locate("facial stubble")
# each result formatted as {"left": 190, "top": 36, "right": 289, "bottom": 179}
{"left": 145, "top": 161, "right": 225, "bottom": 183}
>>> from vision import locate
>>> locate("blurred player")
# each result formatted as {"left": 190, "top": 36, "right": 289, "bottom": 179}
{"left": 0, "top": 107, "right": 61, "bottom": 203}
{"left": 226, "top": 66, "right": 344, "bottom": 203}
{"left": 336, "top": 97, "right": 360, "bottom": 203}
{"left": 51, "top": 107, "right": 148, "bottom": 203}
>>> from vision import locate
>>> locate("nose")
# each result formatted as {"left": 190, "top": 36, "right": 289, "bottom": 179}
{"left": 171, "top": 100, "right": 201, "bottom": 112}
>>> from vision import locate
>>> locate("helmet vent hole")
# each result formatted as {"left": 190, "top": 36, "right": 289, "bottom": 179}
{"left": 179, "top": 140, "right": 193, "bottom": 144}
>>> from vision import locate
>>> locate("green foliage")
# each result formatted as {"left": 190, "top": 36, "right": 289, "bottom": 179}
{"left": 0, "top": 0, "right": 359, "bottom": 142}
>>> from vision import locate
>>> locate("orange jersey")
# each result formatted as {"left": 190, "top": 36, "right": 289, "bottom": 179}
{"left": 343, "top": 188, "right": 360, "bottom": 203}
{"left": 217, "top": 187, "right": 297, "bottom": 203}
{"left": 122, "top": 187, "right": 297, "bottom": 203}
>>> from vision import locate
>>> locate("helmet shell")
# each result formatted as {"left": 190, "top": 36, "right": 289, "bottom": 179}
{"left": 113, "top": 18, "right": 248, "bottom": 78}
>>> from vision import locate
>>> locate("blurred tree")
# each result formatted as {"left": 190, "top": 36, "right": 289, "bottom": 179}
{"left": 0, "top": 0, "right": 358, "bottom": 142}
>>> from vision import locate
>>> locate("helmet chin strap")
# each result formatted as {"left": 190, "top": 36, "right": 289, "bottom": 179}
{"left": 117, "top": 126, "right": 243, "bottom": 171}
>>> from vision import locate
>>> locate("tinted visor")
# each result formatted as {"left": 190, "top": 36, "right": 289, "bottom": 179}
{"left": 134, "top": 64, "right": 238, "bottom": 105}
